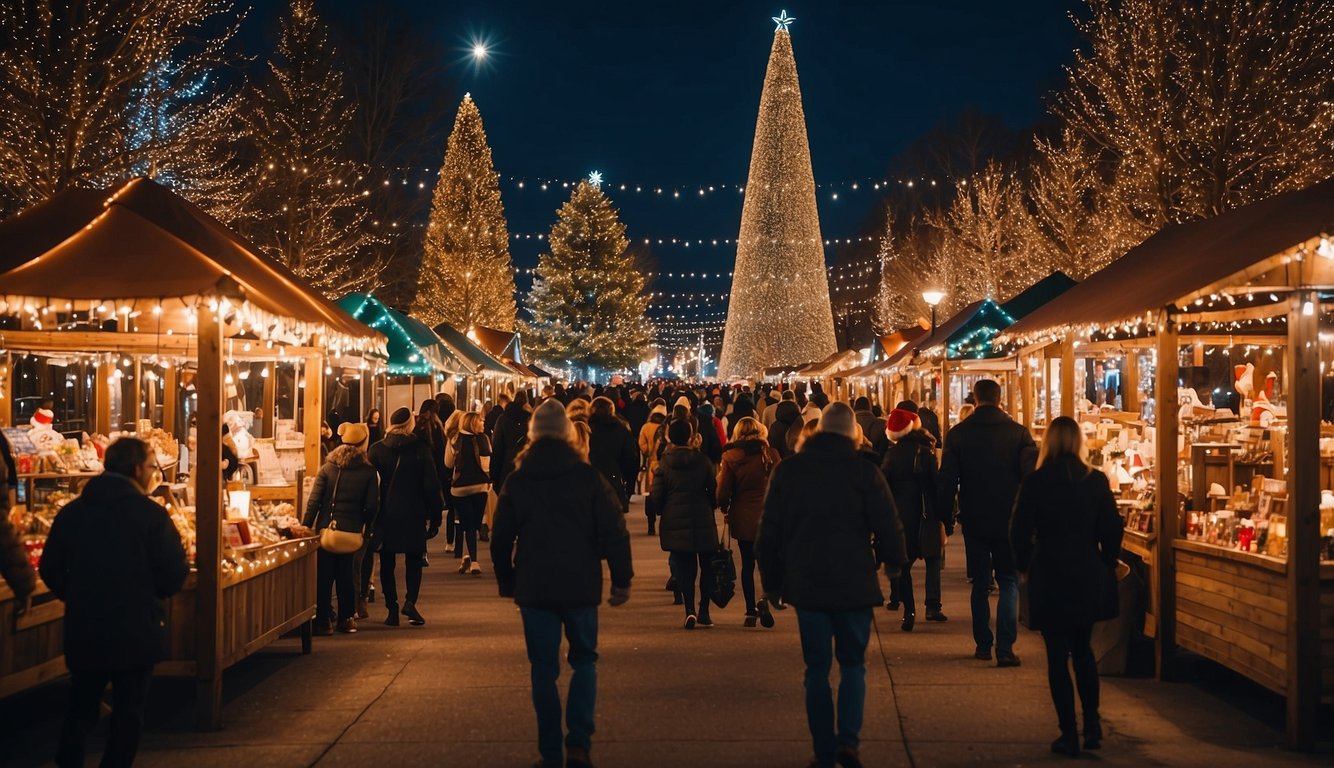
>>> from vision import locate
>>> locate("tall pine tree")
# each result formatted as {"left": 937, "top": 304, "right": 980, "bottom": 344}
{"left": 524, "top": 181, "right": 652, "bottom": 374}
{"left": 414, "top": 94, "right": 517, "bottom": 331}
{"left": 232, "top": 0, "right": 377, "bottom": 296}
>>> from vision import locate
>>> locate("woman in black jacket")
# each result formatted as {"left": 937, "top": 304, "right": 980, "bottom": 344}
{"left": 303, "top": 422, "right": 380, "bottom": 634}
{"left": 369, "top": 408, "right": 444, "bottom": 626}
{"left": 447, "top": 411, "right": 492, "bottom": 575}
{"left": 650, "top": 418, "right": 719, "bottom": 629}
{"left": 1011, "top": 416, "right": 1123, "bottom": 757}
{"left": 768, "top": 400, "right": 802, "bottom": 459}
{"left": 881, "top": 408, "right": 950, "bottom": 631}
{"left": 588, "top": 397, "right": 639, "bottom": 513}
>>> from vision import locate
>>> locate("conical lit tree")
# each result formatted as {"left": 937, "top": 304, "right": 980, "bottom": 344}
{"left": 718, "top": 16, "right": 837, "bottom": 378}
{"left": 414, "top": 94, "right": 517, "bottom": 331}
{"left": 524, "top": 180, "right": 652, "bottom": 374}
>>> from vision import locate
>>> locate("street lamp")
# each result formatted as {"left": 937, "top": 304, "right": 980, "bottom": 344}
{"left": 922, "top": 289, "right": 946, "bottom": 336}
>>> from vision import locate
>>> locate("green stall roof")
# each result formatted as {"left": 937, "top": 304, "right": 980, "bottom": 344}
{"left": 337, "top": 294, "right": 465, "bottom": 376}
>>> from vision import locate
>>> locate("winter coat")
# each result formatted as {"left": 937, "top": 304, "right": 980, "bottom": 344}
{"left": 757, "top": 432, "right": 906, "bottom": 611}
{"left": 484, "top": 405, "right": 503, "bottom": 436}
{"left": 39, "top": 473, "right": 189, "bottom": 670}
{"left": 623, "top": 398, "right": 650, "bottom": 441}
{"left": 638, "top": 417, "right": 664, "bottom": 497}
{"left": 491, "top": 402, "right": 531, "bottom": 490}
{"left": 447, "top": 431, "right": 492, "bottom": 496}
{"left": 588, "top": 412, "right": 639, "bottom": 509}
{"left": 1011, "top": 455, "right": 1124, "bottom": 632}
{"left": 0, "top": 455, "right": 36, "bottom": 601}
{"left": 855, "top": 409, "right": 889, "bottom": 459}
{"left": 768, "top": 401, "right": 802, "bottom": 459}
{"left": 918, "top": 407, "right": 943, "bottom": 445}
{"left": 717, "top": 439, "right": 780, "bottom": 542}
{"left": 937, "top": 405, "right": 1037, "bottom": 540}
{"left": 696, "top": 413, "right": 723, "bottom": 464}
{"left": 881, "top": 430, "right": 946, "bottom": 561}
{"left": 367, "top": 432, "right": 442, "bottom": 554}
{"left": 730, "top": 396, "right": 757, "bottom": 432}
{"left": 491, "top": 438, "right": 633, "bottom": 608}
{"left": 303, "top": 445, "right": 380, "bottom": 536}
{"left": 650, "top": 446, "right": 718, "bottom": 553}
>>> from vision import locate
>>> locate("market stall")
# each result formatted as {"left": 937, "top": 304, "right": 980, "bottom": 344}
{"left": 433, "top": 320, "right": 522, "bottom": 407}
{"left": 999, "top": 177, "right": 1334, "bottom": 748}
{"left": 0, "top": 178, "right": 384, "bottom": 728}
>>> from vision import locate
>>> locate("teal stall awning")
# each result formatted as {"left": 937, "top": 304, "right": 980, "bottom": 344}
{"left": 337, "top": 294, "right": 466, "bottom": 376}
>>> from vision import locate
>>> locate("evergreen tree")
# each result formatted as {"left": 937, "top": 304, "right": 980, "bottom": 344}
{"left": 414, "top": 94, "right": 516, "bottom": 330}
{"left": 232, "top": 0, "right": 378, "bottom": 296}
{"left": 524, "top": 181, "right": 652, "bottom": 374}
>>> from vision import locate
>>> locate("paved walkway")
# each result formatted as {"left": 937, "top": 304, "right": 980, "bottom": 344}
{"left": 5, "top": 498, "right": 1330, "bottom": 767}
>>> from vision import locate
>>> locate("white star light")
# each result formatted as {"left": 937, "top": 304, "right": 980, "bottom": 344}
{"left": 772, "top": 10, "right": 795, "bottom": 32}
{"left": 588, "top": 170, "right": 603, "bottom": 188}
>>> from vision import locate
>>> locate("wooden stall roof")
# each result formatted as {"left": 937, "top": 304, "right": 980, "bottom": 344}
{"left": 469, "top": 324, "right": 523, "bottom": 362}
{"left": 432, "top": 322, "right": 517, "bottom": 376}
{"left": 1004, "top": 177, "right": 1334, "bottom": 342}
{"left": 880, "top": 299, "right": 988, "bottom": 370}
{"left": 0, "top": 177, "right": 378, "bottom": 344}
{"left": 879, "top": 323, "right": 929, "bottom": 359}
{"left": 798, "top": 349, "right": 862, "bottom": 378}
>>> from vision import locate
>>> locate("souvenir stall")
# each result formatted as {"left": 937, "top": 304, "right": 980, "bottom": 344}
{"left": 999, "top": 177, "right": 1334, "bottom": 748}
{"left": 791, "top": 349, "right": 861, "bottom": 396}
{"left": 0, "top": 179, "right": 384, "bottom": 727}
{"left": 432, "top": 321, "right": 522, "bottom": 409}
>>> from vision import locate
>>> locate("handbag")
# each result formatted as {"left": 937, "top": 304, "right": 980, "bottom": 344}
{"left": 710, "top": 520, "right": 737, "bottom": 609}
{"left": 319, "top": 469, "right": 364, "bottom": 554}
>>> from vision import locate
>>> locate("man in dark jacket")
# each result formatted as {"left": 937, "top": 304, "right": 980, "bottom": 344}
{"left": 41, "top": 438, "right": 189, "bottom": 768}
{"left": 490, "top": 390, "right": 532, "bottom": 492}
{"left": 757, "top": 403, "right": 906, "bottom": 768}
{"left": 492, "top": 399, "right": 632, "bottom": 768}
{"left": 368, "top": 409, "right": 443, "bottom": 626}
{"left": 937, "top": 379, "right": 1038, "bottom": 667}
{"left": 853, "top": 396, "right": 888, "bottom": 459}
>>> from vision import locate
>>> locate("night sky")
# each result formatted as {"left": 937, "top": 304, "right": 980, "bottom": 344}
{"left": 254, "top": 0, "right": 1082, "bottom": 329}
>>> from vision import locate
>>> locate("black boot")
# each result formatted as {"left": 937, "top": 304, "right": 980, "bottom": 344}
{"left": 1051, "top": 729, "right": 1079, "bottom": 757}
{"left": 402, "top": 602, "right": 425, "bottom": 626}
{"left": 385, "top": 602, "right": 400, "bottom": 626}
{"left": 1083, "top": 716, "right": 1103, "bottom": 750}
{"left": 647, "top": 518, "right": 656, "bottom": 535}
{"left": 479, "top": 523, "right": 490, "bottom": 542}
{"left": 901, "top": 610, "right": 915, "bottom": 632}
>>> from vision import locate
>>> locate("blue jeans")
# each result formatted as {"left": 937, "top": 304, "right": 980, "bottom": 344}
{"left": 795, "top": 608, "right": 873, "bottom": 766}
{"left": 520, "top": 606, "right": 599, "bottom": 765}
{"left": 964, "top": 534, "right": 1019, "bottom": 653}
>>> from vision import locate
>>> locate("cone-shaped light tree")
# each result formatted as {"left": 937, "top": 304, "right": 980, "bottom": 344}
{"left": 524, "top": 180, "right": 652, "bottom": 375}
{"left": 414, "top": 93, "right": 517, "bottom": 330}
{"left": 718, "top": 15, "right": 836, "bottom": 378}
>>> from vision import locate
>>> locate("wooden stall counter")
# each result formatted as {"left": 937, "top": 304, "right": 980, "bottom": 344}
{"left": 0, "top": 579, "right": 65, "bottom": 699}
{"left": 156, "top": 537, "right": 317, "bottom": 679}
{"left": 1173, "top": 539, "right": 1334, "bottom": 701}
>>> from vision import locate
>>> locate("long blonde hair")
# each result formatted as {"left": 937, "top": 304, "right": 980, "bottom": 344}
{"left": 794, "top": 419, "right": 821, "bottom": 452}
{"left": 460, "top": 411, "right": 484, "bottom": 435}
{"left": 570, "top": 420, "right": 591, "bottom": 460}
{"left": 732, "top": 416, "right": 766, "bottom": 443}
{"left": 1038, "top": 416, "right": 1087, "bottom": 470}
{"left": 443, "top": 409, "right": 463, "bottom": 442}
{"left": 566, "top": 398, "right": 590, "bottom": 423}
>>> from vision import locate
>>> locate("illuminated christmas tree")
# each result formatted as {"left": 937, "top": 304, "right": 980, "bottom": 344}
{"left": 413, "top": 94, "right": 517, "bottom": 331}
{"left": 719, "top": 12, "right": 837, "bottom": 378}
{"left": 524, "top": 179, "right": 652, "bottom": 374}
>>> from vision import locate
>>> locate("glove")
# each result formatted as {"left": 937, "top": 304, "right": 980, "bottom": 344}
{"left": 426, "top": 524, "right": 440, "bottom": 540}
{"left": 608, "top": 585, "right": 630, "bottom": 607}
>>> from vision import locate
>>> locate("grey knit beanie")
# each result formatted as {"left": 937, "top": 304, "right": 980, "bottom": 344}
{"left": 529, "top": 398, "right": 571, "bottom": 441}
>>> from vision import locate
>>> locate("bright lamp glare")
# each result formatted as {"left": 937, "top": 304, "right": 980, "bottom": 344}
{"left": 472, "top": 43, "right": 488, "bottom": 59}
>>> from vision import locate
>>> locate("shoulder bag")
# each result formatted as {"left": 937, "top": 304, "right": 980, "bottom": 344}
{"left": 710, "top": 519, "right": 737, "bottom": 608}
{"left": 319, "top": 469, "right": 364, "bottom": 554}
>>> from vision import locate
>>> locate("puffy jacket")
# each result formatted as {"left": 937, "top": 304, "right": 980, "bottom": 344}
{"left": 881, "top": 429, "right": 946, "bottom": 561}
{"left": 491, "top": 438, "right": 633, "bottom": 608}
{"left": 757, "top": 432, "right": 906, "bottom": 611}
{"left": 717, "top": 439, "right": 780, "bottom": 542}
{"left": 937, "top": 405, "right": 1038, "bottom": 539}
{"left": 638, "top": 417, "right": 664, "bottom": 496}
{"left": 367, "top": 432, "right": 442, "bottom": 553}
{"left": 768, "top": 401, "right": 802, "bottom": 459}
{"left": 491, "top": 402, "right": 531, "bottom": 490}
{"left": 303, "top": 445, "right": 380, "bottom": 535}
{"left": 448, "top": 431, "right": 492, "bottom": 496}
{"left": 588, "top": 412, "right": 638, "bottom": 508}
{"left": 40, "top": 473, "right": 189, "bottom": 669}
{"left": 650, "top": 446, "right": 718, "bottom": 553}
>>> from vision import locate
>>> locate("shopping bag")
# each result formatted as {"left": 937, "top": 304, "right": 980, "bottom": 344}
{"left": 710, "top": 522, "right": 736, "bottom": 608}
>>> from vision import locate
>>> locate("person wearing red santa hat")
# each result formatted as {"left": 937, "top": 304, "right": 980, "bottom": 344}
{"left": 881, "top": 406, "right": 950, "bottom": 631}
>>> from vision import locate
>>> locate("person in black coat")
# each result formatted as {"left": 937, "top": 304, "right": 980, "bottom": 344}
{"left": 854, "top": 396, "right": 889, "bottom": 460}
{"left": 1011, "top": 416, "right": 1123, "bottom": 756}
{"left": 303, "top": 422, "right": 380, "bottom": 634}
{"left": 491, "top": 399, "right": 632, "bottom": 768}
{"left": 756, "top": 403, "right": 906, "bottom": 768}
{"left": 491, "top": 390, "right": 532, "bottom": 491}
{"left": 588, "top": 397, "right": 639, "bottom": 512}
{"left": 650, "top": 418, "right": 718, "bottom": 629}
{"left": 40, "top": 438, "right": 189, "bottom": 768}
{"left": 368, "top": 409, "right": 443, "bottom": 626}
{"left": 695, "top": 402, "right": 723, "bottom": 465}
{"left": 446, "top": 411, "right": 492, "bottom": 575}
{"left": 768, "top": 400, "right": 802, "bottom": 459}
{"left": 881, "top": 408, "right": 950, "bottom": 632}
{"left": 486, "top": 393, "right": 510, "bottom": 436}
{"left": 937, "top": 380, "right": 1037, "bottom": 668}
{"left": 622, "top": 389, "right": 650, "bottom": 443}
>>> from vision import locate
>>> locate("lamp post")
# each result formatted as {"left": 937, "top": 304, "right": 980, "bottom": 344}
{"left": 922, "top": 289, "right": 946, "bottom": 336}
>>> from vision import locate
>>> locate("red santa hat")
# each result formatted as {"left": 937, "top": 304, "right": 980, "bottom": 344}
{"left": 886, "top": 408, "right": 920, "bottom": 441}
{"left": 30, "top": 408, "right": 54, "bottom": 428}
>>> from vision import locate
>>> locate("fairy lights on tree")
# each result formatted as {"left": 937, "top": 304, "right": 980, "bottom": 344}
{"left": 0, "top": 0, "right": 247, "bottom": 219}
{"left": 232, "top": 0, "right": 379, "bottom": 297}
{"left": 414, "top": 93, "right": 518, "bottom": 330}
{"left": 524, "top": 181, "right": 652, "bottom": 374}
{"left": 718, "top": 15, "right": 836, "bottom": 378}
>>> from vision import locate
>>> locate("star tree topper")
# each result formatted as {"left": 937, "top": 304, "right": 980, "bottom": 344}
{"left": 772, "top": 10, "right": 795, "bottom": 32}
{"left": 588, "top": 170, "right": 603, "bottom": 188}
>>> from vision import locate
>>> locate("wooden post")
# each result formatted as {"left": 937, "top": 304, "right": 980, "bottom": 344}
{"left": 1021, "top": 354, "right": 1035, "bottom": 431}
{"left": 303, "top": 355, "right": 323, "bottom": 477}
{"left": 133, "top": 358, "right": 143, "bottom": 424}
{"left": 1124, "top": 351, "right": 1140, "bottom": 415}
{"left": 1045, "top": 357, "right": 1054, "bottom": 427}
{"left": 262, "top": 362, "right": 276, "bottom": 438}
{"left": 939, "top": 363, "right": 952, "bottom": 440}
{"left": 1285, "top": 290, "right": 1319, "bottom": 749}
{"left": 163, "top": 365, "right": 178, "bottom": 438}
{"left": 1005, "top": 369, "right": 1017, "bottom": 417}
{"left": 194, "top": 309, "right": 224, "bottom": 730}
{"left": 1153, "top": 311, "right": 1179, "bottom": 681}
{"left": 1060, "top": 337, "right": 1076, "bottom": 418}
{"left": 95, "top": 361, "right": 114, "bottom": 434}
{"left": 0, "top": 354, "right": 11, "bottom": 427}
